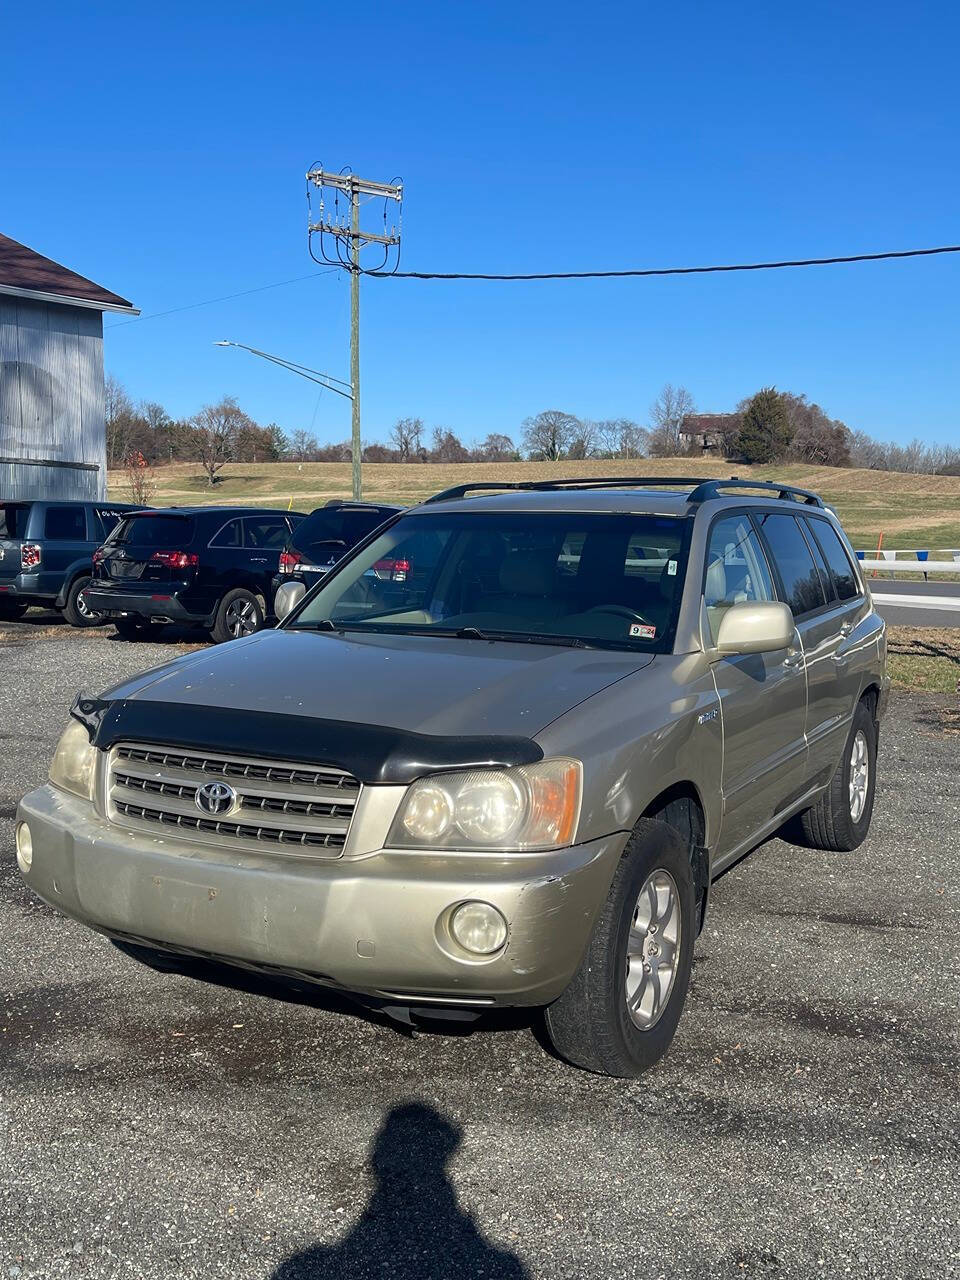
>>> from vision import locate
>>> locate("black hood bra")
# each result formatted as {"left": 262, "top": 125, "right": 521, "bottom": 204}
{"left": 70, "top": 694, "right": 543, "bottom": 786}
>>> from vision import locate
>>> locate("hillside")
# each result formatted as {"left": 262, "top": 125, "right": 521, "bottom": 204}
{"left": 107, "top": 458, "right": 960, "bottom": 551}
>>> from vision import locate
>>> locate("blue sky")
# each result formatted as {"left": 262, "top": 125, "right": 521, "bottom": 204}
{"left": 3, "top": 1, "right": 958, "bottom": 446}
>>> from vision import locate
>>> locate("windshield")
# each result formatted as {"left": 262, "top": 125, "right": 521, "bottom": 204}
{"left": 289, "top": 511, "right": 690, "bottom": 651}
{"left": 292, "top": 507, "right": 392, "bottom": 561}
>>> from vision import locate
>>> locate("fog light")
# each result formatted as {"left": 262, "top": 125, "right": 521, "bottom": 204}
{"left": 15, "top": 822, "right": 32, "bottom": 873}
{"left": 450, "top": 901, "right": 507, "bottom": 955}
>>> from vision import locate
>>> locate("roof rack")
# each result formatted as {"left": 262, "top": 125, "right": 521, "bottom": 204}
{"left": 687, "top": 478, "right": 825, "bottom": 507}
{"left": 424, "top": 476, "right": 716, "bottom": 504}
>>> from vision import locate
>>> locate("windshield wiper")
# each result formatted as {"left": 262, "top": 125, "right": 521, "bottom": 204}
{"left": 454, "top": 627, "right": 591, "bottom": 649}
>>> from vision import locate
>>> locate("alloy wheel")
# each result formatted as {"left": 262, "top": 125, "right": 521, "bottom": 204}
{"left": 624, "top": 869, "right": 682, "bottom": 1030}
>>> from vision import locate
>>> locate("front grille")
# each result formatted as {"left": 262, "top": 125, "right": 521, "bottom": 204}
{"left": 108, "top": 743, "right": 360, "bottom": 857}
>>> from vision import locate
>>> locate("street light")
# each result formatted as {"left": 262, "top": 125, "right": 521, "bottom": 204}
{"left": 214, "top": 340, "right": 361, "bottom": 494}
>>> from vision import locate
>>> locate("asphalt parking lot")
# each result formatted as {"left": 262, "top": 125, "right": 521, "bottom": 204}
{"left": 2, "top": 612, "right": 959, "bottom": 1279}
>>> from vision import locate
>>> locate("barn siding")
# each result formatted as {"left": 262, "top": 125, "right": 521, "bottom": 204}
{"left": 0, "top": 296, "right": 105, "bottom": 500}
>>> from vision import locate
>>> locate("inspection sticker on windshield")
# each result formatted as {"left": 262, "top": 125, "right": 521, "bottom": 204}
{"left": 629, "top": 623, "right": 657, "bottom": 640}
{"left": 666, "top": 559, "right": 678, "bottom": 575}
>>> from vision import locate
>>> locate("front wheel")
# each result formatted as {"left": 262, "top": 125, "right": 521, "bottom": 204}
{"left": 544, "top": 818, "right": 696, "bottom": 1077}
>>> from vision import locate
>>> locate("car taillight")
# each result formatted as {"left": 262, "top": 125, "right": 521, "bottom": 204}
{"left": 279, "top": 548, "right": 303, "bottom": 574}
{"left": 21, "top": 543, "right": 41, "bottom": 570}
{"left": 391, "top": 557, "right": 410, "bottom": 582}
{"left": 150, "top": 550, "right": 199, "bottom": 569}
{"left": 92, "top": 548, "right": 105, "bottom": 565}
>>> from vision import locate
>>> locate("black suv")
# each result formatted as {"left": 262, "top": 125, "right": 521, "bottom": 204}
{"left": 0, "top": 499, "right": 143, "bottom": 626}
{"left": 83, "top": 506, "right": 305, "bottom": 643}
{"left": 272, "top": 500, "right": 402, "bottom": 606}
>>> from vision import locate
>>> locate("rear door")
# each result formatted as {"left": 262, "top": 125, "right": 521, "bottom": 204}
{"left": 38, "top": 504, "right": 91, "bottom": 595}
{"left": 753, "top": 511, "right": 852, "bottom": 771}
{"left": 96, "top": 512, "right": 197, "bottom": 584}
{"left": 241, "top": 515, "right": 293, "bottom": 591}
{"left": 0, "top": 502, "right": 31, "bottom": 588}
{"left": 706, "top": 512, "right": 809, "bottom": 864}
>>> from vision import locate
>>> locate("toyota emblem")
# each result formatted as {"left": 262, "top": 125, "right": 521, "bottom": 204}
{"left": 195, "top": 780, "right": 237, "bottom": 816}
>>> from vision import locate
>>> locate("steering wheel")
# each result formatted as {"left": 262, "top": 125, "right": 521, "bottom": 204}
{"left": 584, "top": 604, "right": 652, "bottom": 625}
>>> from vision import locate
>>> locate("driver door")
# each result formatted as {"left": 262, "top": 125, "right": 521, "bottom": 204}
{"left": 706, "top": 513, "right": 808, "bottom": 869}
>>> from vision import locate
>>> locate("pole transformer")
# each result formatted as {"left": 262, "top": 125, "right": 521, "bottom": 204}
{"left": 306, "top": 168, "right": 402, "bottom": 500}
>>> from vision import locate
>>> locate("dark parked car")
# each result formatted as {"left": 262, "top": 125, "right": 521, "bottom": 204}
{"left": 0, "top": 499, "right": 143, "bottom": 626}
{"left": 272, "top": 499, "right": 402, "bottom": 604}
{"left": 81, "top": 506, "right": 305, "bottom": 642}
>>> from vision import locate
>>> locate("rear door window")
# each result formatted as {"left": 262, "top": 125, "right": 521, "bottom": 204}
{"left": 754, "top": 512, "right": 828, "bottom": 617}
{"left": 244, "top": 517, "right": 289, "bottom": 549}
{"left": 44, "top": 506, "right": 87, "bottom": 541}
{"left": 807, "top": 518, "right": 861, "bottom": 602}
{"left": 210, "top": 519, "right": 244, "bottom": 548}
{"left": 94, "top": 507, "right": 131, "bottom": 540}
{"left": 0, "top": 503, "right": 31, "bottom": 539}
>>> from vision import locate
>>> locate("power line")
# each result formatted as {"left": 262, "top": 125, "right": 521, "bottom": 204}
{"left": 105, "top": 269, "right": 338, "bottom": 328}
{"left": 367, "top": 242, "right": 960, "bottom": 281}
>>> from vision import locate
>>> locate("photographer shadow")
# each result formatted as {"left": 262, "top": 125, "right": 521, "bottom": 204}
{"left": 271, "top": 1102, "right": 529, "bottom": 1279}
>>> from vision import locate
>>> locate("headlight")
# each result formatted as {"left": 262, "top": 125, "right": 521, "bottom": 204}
{"left": 390, "top": 758, "right": 582, "bottom": 851}
{"left": 49, "top": 718, "right": 97, "bottom": 801}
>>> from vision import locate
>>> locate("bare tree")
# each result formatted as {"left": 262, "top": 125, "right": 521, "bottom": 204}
{"left": 521, "top": 409, "right": 581, "bottom": 461}
{"left": 566, "top": 421, "right": 597, "bottom": 460}
{"left": 431, "top": 427, "right": 471, "bottom": 463}
{"left": 782, "top": 393, "right": 851, "bottom": 467}
{"left": 390, "top": 417, "right": 425, "bottom": 462}
{"left": 594, "top": 418, "right": 649, "bottom": 459}
{"left": 648, "top": 384, "right": 696, "bottom": 457}
{"left": 104, "top": 375, "right": 137, "bottom": 469}
{"left": 192, "top": 397, "right": 248, "bottom": 485}
{"left": 474, "top": 432, "right": 515, "bottom": 462}
{"left": 289, "top": 429, "right": 319, "bottom": 462}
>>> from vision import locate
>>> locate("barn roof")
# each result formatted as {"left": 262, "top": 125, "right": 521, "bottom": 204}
{"left": 0, "top": 232, "right": 138, "bottom": 314}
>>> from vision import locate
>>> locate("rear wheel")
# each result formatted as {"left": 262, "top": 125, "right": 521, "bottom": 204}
{"left": 62, "top": 576, "right": 102, "bottom": 627}
{"left": 794, "top": 697, "right": 877, "bottom": 852}
{"left": 544, "top": 818, "right": 696, "bottom": 1077}
{"left": 211, "top": 588, "right": 264, "bottom": 643}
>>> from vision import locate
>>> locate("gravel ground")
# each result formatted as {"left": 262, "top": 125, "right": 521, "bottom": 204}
{"left": 1, "top": 613, "right": 959, "bottom": 1279}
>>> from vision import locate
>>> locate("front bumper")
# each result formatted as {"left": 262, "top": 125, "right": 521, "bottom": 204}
{"left": 16, "top": 784, "right": 626, "bottom": 1007}
{"left": 81, "top": 585, "right": 212, "bottom": 626}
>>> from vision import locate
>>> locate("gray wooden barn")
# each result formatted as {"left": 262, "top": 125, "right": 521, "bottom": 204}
{"left": 0, "top": 233, "right": 137, "bottom": 500}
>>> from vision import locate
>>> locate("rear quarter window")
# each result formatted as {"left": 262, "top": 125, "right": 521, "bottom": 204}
{"left": 807, "top": 518, "right": 862, "bottom": 601}
{"left": 0, "top": 503, "right": 31, "bottom": 539}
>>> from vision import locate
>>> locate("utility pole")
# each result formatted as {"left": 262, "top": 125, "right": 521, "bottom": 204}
{"left": 306, "top": 168, "right": 402, "bottom": 500}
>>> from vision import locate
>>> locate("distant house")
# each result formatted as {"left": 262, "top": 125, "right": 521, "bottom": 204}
{"left": 678, "top": 413, "right": 741, "bottom": 455}
{"left": 0, "top": 233, "right": 137, "bottom": 500}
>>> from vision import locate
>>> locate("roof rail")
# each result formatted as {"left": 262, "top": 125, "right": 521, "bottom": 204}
{"left": 687, "top": 478, "right": 825, "bottom": 507}
{"left": 424, "top": 476, "right": 716, "bottom": 504}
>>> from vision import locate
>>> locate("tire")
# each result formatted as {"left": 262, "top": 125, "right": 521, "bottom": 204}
{"left": 544, "top": 818, "right": 696, "bottom": 1077}
{"left": 795, "top": 697, "right": 877, "bottom": 852}
{"left": 62, "top": 576, "right": 102, "bottom": 628}
{"left": 0, "top": 599, "right": 27, "bottom": 621}
{"left": 113, "top": 616, "right": 162, "bottom": 642}
{"left": 210, "top": 588, "right": 264, "bottom": 643}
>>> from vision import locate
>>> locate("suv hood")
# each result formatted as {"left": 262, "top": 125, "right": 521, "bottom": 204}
{"left": 103, "top": 627, "right": 654, "bottom": 739}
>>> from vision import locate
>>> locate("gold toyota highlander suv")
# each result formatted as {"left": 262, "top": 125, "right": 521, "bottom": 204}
{"left": 16, "top": 477, "right": 888, "bottom": 1077}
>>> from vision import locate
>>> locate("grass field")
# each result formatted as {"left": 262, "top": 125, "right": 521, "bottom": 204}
{"left": 107, "top": 457, "right": 960, "bottom": 551}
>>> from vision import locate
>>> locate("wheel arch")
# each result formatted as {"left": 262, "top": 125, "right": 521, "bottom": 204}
{"left": 641, "top": 781, "right": 710, "bottom": 933}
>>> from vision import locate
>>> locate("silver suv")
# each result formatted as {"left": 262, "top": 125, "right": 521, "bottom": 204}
{"left": 16, "top": 477, "right": 888, "bottom": 1077}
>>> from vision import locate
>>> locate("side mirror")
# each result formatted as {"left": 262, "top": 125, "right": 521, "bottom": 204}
{"left": 715, "top": 601, "right": 794, "bottom": 656}
{"left": 274, "top": 580, "right": 306, "bottom": 622}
